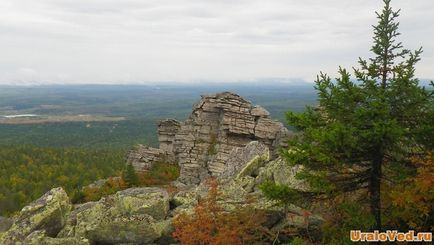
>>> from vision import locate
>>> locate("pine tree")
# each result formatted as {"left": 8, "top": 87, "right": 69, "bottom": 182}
{"left": 122, "top": 163, "right": 139, "bottom": 187}
{"left": 264, "top": 0, "right": 433, "bottom": 232}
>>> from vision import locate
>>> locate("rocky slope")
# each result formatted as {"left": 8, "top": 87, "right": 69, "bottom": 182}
{"left": 0, "top": 143, "right": 319, "bottom": 244}
{"left": 0, "top": 92, "right": 320, "bottom": 244}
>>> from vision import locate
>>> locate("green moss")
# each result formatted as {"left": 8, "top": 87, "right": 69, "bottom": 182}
{"left": 236, "top": 152, "right": 269, "bottom": 179}
{"left": 207, "top": 133, "right": 218, "bottom": 156}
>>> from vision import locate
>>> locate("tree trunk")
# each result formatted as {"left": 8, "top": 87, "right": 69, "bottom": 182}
{"left": 370, "top": 152, "right": 382, "bottom": 231}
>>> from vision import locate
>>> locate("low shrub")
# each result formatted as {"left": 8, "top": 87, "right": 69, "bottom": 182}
{"left": 172, "top": 178, "right": 271, "bottom": 245}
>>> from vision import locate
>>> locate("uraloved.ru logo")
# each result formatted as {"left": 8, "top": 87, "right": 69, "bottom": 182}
{"left": 350, "top": 230, "right": 432, "bottom": 242}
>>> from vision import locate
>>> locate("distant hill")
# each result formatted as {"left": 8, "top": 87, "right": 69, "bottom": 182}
{"left": 0, "top": 83, "right": 317, "bottom": 148}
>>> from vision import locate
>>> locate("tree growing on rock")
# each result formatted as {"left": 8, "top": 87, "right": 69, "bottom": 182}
{"left": 263, "top": 0, "right": 433, "bottom": 234}
{"left": 122, "top": 163, "right": 139, "bottom": 187}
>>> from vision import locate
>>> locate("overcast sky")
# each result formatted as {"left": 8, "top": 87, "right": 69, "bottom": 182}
{"left": 0, "top": 0, "right": 433, "bottom": 85}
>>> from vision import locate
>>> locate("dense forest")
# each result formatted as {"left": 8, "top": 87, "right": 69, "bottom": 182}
{"left": 0, "top": 145, "right": 126, "bottom": 216}
{"left": 0, "top": 120, "right": 158, "bottom": 148}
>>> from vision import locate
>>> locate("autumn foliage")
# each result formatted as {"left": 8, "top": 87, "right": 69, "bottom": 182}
{"left": 136, "top": 162, "right": 180, "bottom": 186}
{"left": 76, "top": 163, "right": 180, "bottom": 203}
{"left": 386, "top": 152, "right": 434, "bottom": 230}
{"left": 81, "top": 177, "right": 127, "bottom": 202}
{"left": 172, "top": 179, "right": 270, "bottom": 245}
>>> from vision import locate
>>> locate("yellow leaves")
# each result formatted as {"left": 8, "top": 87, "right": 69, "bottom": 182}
{"left": 9, "top": 175, "right": 25, "bottom": 188}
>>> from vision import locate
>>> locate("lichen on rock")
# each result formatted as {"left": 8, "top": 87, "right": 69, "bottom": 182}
{"left": 0, "top": 187, "right": 72, "bottom": 244}
{"left": 57, "top": 187, "right": 171, "bottom": 244}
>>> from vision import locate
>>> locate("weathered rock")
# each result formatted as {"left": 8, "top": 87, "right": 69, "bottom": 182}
{"left": 127, "top": 145, "right": 166, "bottom": 171}
{"left": 169, "top": 139, "right": 318, "bottom": 232}
{"left": 0, "top": 187, "right": 72, "bottom": 244}
{"left": 219, "top": 141, "right": 269, "bottom": 180}
{"left": 0, "top": 217, "right": 12, "bottom": 233}
{"left": 271, "top": 127, "right": 294, "bottom": 157}
{"left": 171, "top": 159, "right": 321, "bottom": 233}
{"left": 255, "top": 158, "right": 309, "bottom": 191}
{"left": 251, "top": 105, "right": 270, "bottom": 117}
{"left": 58, "top": 187, "right": 171, "bottom": 244}
{"left": 115, "top": 187, "right": 170, "bottom": 220}
{"left": 128, "top": 92, "right": 291, "bottom": 185}
{"left": 24, "top": 230, "right": 89, "bottom": 245}
{"left": 158, "top": 119, "right": 181, "bottom": 163}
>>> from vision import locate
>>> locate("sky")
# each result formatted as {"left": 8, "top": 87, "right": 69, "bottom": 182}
{"left": 0, "top": 0, "right": 433, "bottom": 85}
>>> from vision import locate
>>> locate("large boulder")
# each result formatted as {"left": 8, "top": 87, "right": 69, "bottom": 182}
{"left": 255, "top": 158, "right": 309, "bottom": 191}
{"left": 0, "top": 187, "right": 72, "bottom": 244}
{"left": 114, "top": 187, "right": 170, "bottom": 220}
{"left": 58, "top": 187, "right": 172, "bottom": 244}
{"left": 219, "top": 141, "right": 270, "bottom": 181}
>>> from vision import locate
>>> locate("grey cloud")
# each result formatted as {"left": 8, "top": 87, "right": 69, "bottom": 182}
{"left": 0, "top": 0, "right": 433, "bottom": 84}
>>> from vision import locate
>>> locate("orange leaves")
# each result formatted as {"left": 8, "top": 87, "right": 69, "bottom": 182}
{"left": 172, "top": 178, "right": 269, "bottom": 245}
{"left": 387, "top": 152, "right": 434, "bottom": 230}
{"left": 412, "top": 153, "right": 434, "bottom": 193}
{"left": 82, "top": 177, "right": 127, "bottom": 202}
{"left": 136, "top": 163, "right": 180, "bottom": 187}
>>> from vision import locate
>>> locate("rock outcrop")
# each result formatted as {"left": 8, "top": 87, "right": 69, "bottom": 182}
{"left": 128, "top": 92, "right": 292, "bottom": 185}
{"left": 171, "top": 142, "right": 320, "bottom": 233}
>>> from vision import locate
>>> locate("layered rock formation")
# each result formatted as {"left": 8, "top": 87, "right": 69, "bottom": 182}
{"left": 127, "top": 145, "right": 166, "bottom": 171}
{"left": 129, "top": 91, "right": 292, "bottom": 185}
